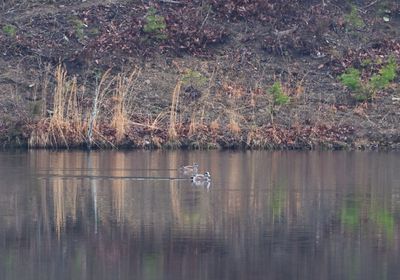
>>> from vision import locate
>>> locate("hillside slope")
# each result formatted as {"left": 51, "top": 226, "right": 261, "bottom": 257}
{"left": 0, "top": 0, "right": 399, "bottom": 149}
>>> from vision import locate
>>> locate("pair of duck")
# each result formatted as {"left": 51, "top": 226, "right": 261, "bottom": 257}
{"left": 180, "top": 163, "right": 211, "bottom": 183}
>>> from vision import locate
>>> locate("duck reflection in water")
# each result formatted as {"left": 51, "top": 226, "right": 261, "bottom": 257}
{"left": 191, "top": 180, "right": 211, "bottom": 189}
{"left": 191, "top": 171, "right": 211, "bottom": 189}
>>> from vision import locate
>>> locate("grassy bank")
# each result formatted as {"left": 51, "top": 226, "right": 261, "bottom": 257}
{"left": 0, "top": 0, "right": 399, "bottom": 150}
{"left": 7, "top": 61, "right": 397, "bottom": 150}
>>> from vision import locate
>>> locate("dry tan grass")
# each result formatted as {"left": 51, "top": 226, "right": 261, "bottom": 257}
{"left": 30, "top": 66, "right": 85, "bottom": 148}
{"left": 210, "top": 119, "right": 220, "bottom": 132}
{"left": 168, "top": 80, "right": 181, "bottom": 140}
{"left": 66, "top": 77, "right": 80, "bottom": 126}
{"left": 30, "top": 66, "right": 123, "bottom": 148}
{"left": 40, "top": 64, "right": 51, "bottom": 117}
{"left": 221, "top": 82, "right": 245, "bottom": 99}
{"left": 146, "top": 111, "right": 167, "bottom": 130}
{"left": 111, "top": 68, "right": 139, "bottom": 142}
{"left": 86, "top": 69, "right": 113, "bottom": 148}
{"left": 29, "top": 66, "right": 145, "bottom": 148}
{"left": 226, "top": 108, "right": 243, "bottom": 135}
{"left": 27, "top": 64, "right": 293, "bottom": 149}
{"left": 228, "top": 119, "right": 241, "bottom": 135}
{"left": 52, "top": 65, "right": 67, "bottom": 122}
{"left": 246, "top": 126, "right": 260, "bottom": 147}
{"left": 90, "top": 68, "right": 113, "bottom": 123}
{"left": 188, "top": 112, "right": 197, "bottom": 136}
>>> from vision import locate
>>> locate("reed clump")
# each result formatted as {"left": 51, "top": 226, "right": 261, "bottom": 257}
{"left": 29, "top": 66, "right": 140, "bottom": 148}
{"left": 111, "top": 69, "right": 139, "bottom": 143}
{"left": 168, "top": 80, "right": 181, "bottom": 142}
{"left": 29, "top": 66, "right": 85, "bottom": 148}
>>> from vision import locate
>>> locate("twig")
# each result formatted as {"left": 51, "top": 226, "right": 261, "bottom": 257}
{"left": 358, "top": 0, "right": 380, "bottom": 14}
{"left": 199, "top": 6, "right": 211, "bottom": 31}
{"left": 364, "top": 0, "right": 379, "bottom": 10}
{"left": 87, "top": 77, "right": 100, "bottom": 149}
{"left": 128, "top": 120, "right": 161, "bottom": 130}
{"left": 274, "top": 25, "right": 298, "bottom": 37}
{"left": 159, "top": 0, "right": 182, "bottom": 4}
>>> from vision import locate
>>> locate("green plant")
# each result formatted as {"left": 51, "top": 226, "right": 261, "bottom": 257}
{"left": 71, "top": 18, "right": 86, "bottom": 40}
{"left": 339, "top": 58, "right": 397, "bottom": 102}
{"left": 182, "top": 69, "right": 208, "bottom": 87}
{"left": 87, "top": 28, "right": 100, "bottom": 37}
{"left": 361, "top": 58, "right": 372, "bottom": 67}
{"left": 2, "top": 24, "right": 17, "bottom": 37}
{"left": 143, "top": 7, "right": 167, "bottom": 40}
{"left": 339, "top": 68, "right": 362, "bottom": 91}
{"left": 369, "top": 57, "right": 397, "bottom": 91}
{"left": 269, "top": 81, "right": 290, "bottom": 105}
{"left": 339, "top": 68, "right": 369, "bottom": 101}
{"left": 345, "top": 5, "right": 365, "bottom": 29}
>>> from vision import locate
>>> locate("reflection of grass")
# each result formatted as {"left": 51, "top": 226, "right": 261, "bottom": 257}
{"left": 348, "top": 254, "right": 361, "bottom": 280}
{"left": 144, "top": 254, "right": 163, "bottom": 280}
{"left": 4, "top": 254, "right": 14, "bottom": 272}
{"left": 340, "top": 201, "right": 360, "bottom": 229}
{"left": 184, "top": 213, "right": 201, "bottom": 224}
{"left": 340, "top": 196, "right": 396, "bottom": 240}
{"left": 370, "top": 209, "right": 394, "bottom": 240}
{"left": 73, "top": 248, "right": 84, "bottom": 275}
{"left": 271, "top": 185, "right": 286, "bottom": 220}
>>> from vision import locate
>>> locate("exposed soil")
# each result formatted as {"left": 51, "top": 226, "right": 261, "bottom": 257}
{"left": 0, "top": 0, "right": 399, "bottom": 149}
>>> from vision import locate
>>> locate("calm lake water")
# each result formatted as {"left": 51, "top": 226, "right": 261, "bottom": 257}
{"left": 0, "top": 150, "right": 399, "bottom": 280}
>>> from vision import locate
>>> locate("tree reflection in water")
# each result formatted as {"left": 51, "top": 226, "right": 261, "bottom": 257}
{"left": 0, "top": 150, "right": 399, "bottom": 280}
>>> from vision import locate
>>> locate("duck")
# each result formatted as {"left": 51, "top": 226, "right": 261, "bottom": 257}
{"left": 191, "top": 171, "right": 211, "bottom": 183}
{"left": 180, "top": 163, "right": 199, "bottom": 175}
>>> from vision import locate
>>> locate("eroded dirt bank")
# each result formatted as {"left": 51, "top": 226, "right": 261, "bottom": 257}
{"left": 0, "top": 0, "right": 399, "bottom": 149}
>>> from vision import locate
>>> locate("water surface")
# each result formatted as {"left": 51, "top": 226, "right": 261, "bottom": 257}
{"left": 0, "top": 150, "right": 399, "bottom": 280}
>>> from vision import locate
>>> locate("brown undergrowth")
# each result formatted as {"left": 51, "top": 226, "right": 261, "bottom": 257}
{"left": 27, "top": 65, "right": 357, "bottom": 149}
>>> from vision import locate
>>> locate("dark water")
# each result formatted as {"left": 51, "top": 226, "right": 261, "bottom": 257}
{"left": 0, "top": 150, "right": 399, "bottom": 280}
